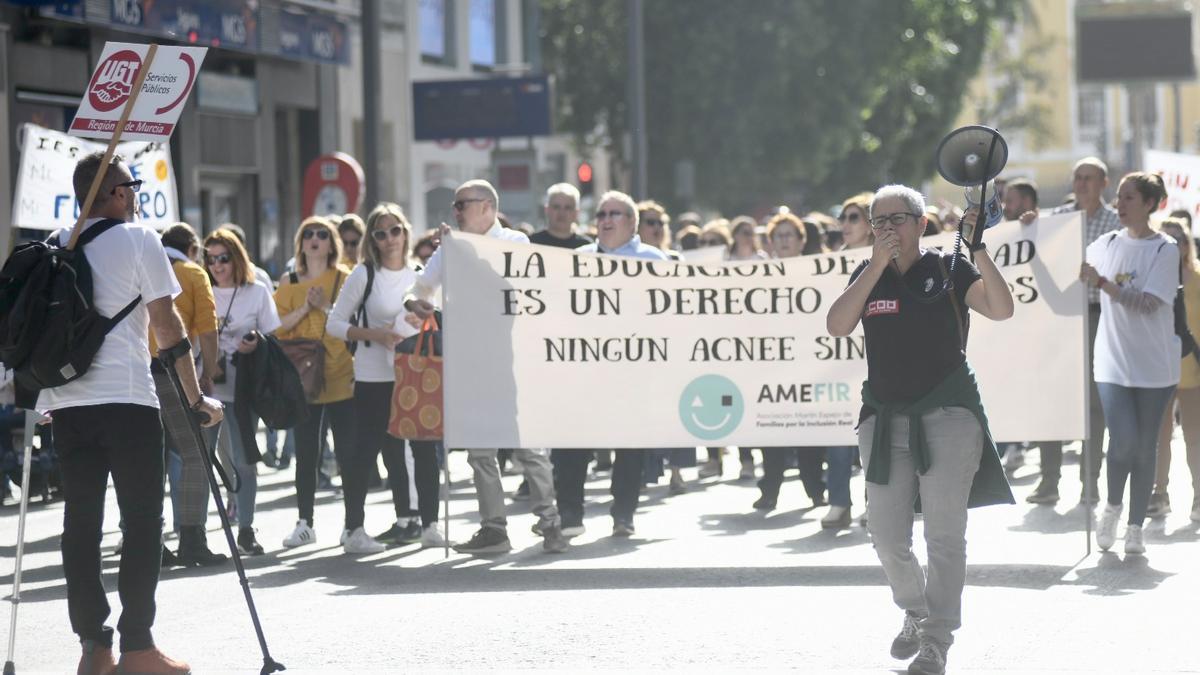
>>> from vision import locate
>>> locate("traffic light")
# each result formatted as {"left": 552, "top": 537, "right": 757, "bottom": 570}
{"left": 577, "top": 161, "right": 594, "bottom": 197}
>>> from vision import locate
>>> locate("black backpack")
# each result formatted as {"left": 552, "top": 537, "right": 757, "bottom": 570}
{"left": 348, "top": 264, "right": 375, "bottom": 355}
{"left": 0, "top": 219, "right": 140, "bottom": 407}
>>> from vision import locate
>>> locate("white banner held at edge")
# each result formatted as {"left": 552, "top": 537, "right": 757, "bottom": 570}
{"left": 442, "top": 214, "right": 1087, "bottom": 448}
{"left": 1145, "top": 149, "right": 1200, "bottom": 221}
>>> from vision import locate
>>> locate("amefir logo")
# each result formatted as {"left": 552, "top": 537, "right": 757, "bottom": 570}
{"left": 679, "top": 375, "right": 743, "bottom": 441}
{"left": 88, "top": 50, "right": 143, "bottom": 113}
{"left": 757, "top": 382, "right": 851, "bottom": 403}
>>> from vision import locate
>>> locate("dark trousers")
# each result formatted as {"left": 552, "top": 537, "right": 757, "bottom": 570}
{"left": 295, "top": 398, "right": 355, "bottom": 527}
{"left": 611, "top": 449, "right": 645, "bottom": 524}
{"left": 552, "top": 449, "right": 592, "bottom": 528}
{"left": 1039, "top": 305, "right": 1107, "bottom": 489}
{"left": 55, "top": 404, "right": 164, "bottom": 652}
{"left": 758, "top": 447, "right": 827, "bottom": 504}
{"left": 342, "top": 382, "right": 440, "bottom": 530}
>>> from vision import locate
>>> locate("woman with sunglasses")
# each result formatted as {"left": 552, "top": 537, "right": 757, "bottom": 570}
{"left": 1152, "top": 217, "right": 1200, "bottom": 524}
{"left": 827, "top": 185, "right": 1013, "bottom": 674}
{"left": 274, "top": 216, "right": 355, "bottom": 549}
{"left": 838, "top": 193, "right": 875, "bottom": 250}
{"left": 729, "top": 216, "right": 767, "bottom": 261}
{"left": 328, "top": 203, "right": 444, "bottom": 553}
{"left": 202, "top": 229, "right": 280, "bottom": 555}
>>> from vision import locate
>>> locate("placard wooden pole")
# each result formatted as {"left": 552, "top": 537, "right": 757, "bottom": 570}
{"left": 66, "top": 43, "right": 159, "bottom": 251}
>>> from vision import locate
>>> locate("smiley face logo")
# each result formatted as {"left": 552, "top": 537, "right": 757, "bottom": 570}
{"left": 679, "top": 375, "right": 744, "bottom": 441}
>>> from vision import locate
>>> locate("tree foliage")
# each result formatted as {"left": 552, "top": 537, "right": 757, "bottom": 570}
{"left": 540, "top": 0, "right": 1019, "bottom": 214}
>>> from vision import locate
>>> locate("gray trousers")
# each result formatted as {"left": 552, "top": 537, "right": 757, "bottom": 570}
{"left": 154, "top": 371, "right": 209, "bottom": 527}
{"left": 859, "top": 407, "right": 983, "bottom": 645}
{"left": 467, "top": 448, "right": 560, "bottom": 531}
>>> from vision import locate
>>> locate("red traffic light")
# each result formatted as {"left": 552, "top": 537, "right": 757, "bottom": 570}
{"left": 577, "top": 162, "right": 593, "bottom": 184}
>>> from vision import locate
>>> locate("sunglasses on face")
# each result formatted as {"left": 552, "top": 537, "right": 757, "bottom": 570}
{"left": 206, "top": 253, "right": 232, "bottom": 266}
{"left": 838, "top": 211, "right": 862, "bottom": 223}
{"left": 452, "top": 198, "right": 487, "bottom": 211}
{"left": 641, "top": 218, "right": 664, "bottom": 227}
{"left": 371, "top": 225, "right": 406, "bottom": 242}
{"left": 110, "top": 179, "right": 143, "bottom": 195}
{"left": 595, "top": 210, "right": 628, "bottom": 221}
{"left": 342, "top": 238, "right": 361, "bottom": 248}
{"left": 302, "top": 229, "right": 331, "bottom": 240}
{"left": 700, "top": 238, "right": 725, "bottom": 246}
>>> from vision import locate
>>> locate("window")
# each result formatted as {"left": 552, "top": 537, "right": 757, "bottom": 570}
{"left": 420, "top": 0, "right": 455, "bottom": 64}
{"left": 469, "top": 0, "right": 507, "bottom": 69}
{"left": 1077, "top": 89, "right": 1105, "bottom": 146}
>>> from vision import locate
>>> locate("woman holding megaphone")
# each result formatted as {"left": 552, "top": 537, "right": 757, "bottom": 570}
{"left": 826, "top": 184, "right": 1015, "bottom": 675}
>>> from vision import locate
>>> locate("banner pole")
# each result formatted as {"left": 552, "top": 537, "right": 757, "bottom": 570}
{"left": 66, "top": 43, "right": 159, "bottom": 251}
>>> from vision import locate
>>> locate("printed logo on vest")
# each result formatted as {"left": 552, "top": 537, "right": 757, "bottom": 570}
{"left": 865, "top": 299, "right": 899, "bottom": 317}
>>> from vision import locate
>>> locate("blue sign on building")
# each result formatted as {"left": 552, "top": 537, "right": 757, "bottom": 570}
{"left": 279, "top": 10, "right": 350, "bottom": 66}
{"left": 412, "top": 76, "right": 553, "bottom": 141}
{"left": 108, "top": 0, "right": 258, "bottom": 51}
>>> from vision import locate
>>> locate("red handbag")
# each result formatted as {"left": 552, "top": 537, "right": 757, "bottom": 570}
{"left": 388, "top": 316, "right": 443, "bottom": 440}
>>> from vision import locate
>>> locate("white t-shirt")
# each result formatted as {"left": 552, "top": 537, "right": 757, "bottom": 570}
{"left": 327, "top": 264, "right": 420, "bottom": 382}
{"left": 211, "top": 282, "right": 282, "bottom": 402}
{"left": 1086, "top": 230, "right": 1181, "bottom": 388}
{"left": 37, "top": 219, "right": 181, "bottom": 411}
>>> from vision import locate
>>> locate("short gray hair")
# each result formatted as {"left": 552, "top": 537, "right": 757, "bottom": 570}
{"left": 597, "top": 190, "right": 640, "bottom": 227}
{"left": 1073, "top": 156, "right": 1109, "bottom": 178}
{"left": 545, "top": 182, "right": 580, "bottom": 206}
{"left": 870, "top": 184, "right": 926, "bottom": 219}
{"left": 459, "top": 179, "right": 499, "bottom": 209}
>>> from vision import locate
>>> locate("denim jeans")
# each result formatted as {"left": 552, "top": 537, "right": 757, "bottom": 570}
{"left": 207, "top": 403, "right": 256, "bottom": 528}
{"left": 1096, "top": 382, "right": 1176, "bottom": 526}
{"left": 827, "top": 446, "right": 855, "bottom": 508}
{"left": 859, "top": 407, "right": 984, "bottom": 645}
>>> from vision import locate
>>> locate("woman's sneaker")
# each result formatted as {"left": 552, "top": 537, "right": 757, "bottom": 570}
{"left": 238, "top": 527, "right": 265, "bottom": 556}
{"left": 907, "top": 636, "right": 950, "bottom": 675}
{"left": 282, "top": 519, "right": 316, "bottom": 548}
{"left": 420, "top": 524, "right": 446, "bottom": 548}
{"left": 1096, "top": 502, "right": 1122, "bottom": 551}
{"left": 342, "top": 527, "right": 386, "bottom": 554}
{"left": 1146, "top": 492, "right": 1171, "bottom": 518}
{"left": 1124, "top": 524, "right": 1145, "bottom": 555}
{"left": 375, "top": 518, "right": 422, "bottom": 545}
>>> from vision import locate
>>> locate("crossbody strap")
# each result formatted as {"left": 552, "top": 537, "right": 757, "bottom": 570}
{"left": 319, "top": 271, "right": 344, "bottom": 341}
{"left": 937, "top": 255, "right": 966, "bottom": 351}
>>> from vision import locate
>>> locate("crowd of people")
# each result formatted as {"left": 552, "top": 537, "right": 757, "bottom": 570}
{"left": 4, "top": 148, "right": 1199, "bottom": 675}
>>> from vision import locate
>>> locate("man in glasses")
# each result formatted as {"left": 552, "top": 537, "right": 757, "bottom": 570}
{"left": 45, "top": 152, "right": 223, "bottom": 674}
{"left": 531, "top": 183, "right": 591, "bottom": 249}
{"left": 403, "top": 179, "right": 569, "bottom": 555}
{"left": 558, "top": 190, "right": 670, "bottom": 538}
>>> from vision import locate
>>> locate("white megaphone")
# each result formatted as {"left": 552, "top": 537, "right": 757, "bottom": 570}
{"left": 965, "top": 181, "right": 1004, "bottom": 230}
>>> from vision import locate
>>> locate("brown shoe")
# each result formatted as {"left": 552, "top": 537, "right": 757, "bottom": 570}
{"left": 116, "top": 648, "right": 191, "bottom": 674}
{"left": 78, "top": 640, "right": 117, "bottom": 675}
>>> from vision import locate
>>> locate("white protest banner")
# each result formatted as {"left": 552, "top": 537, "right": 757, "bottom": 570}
{"left": 69, "top": 42, "right": 207, "bottom": 142}
{"left": 443, "top": 214, "right": 1087, "bottom": 449}
{"left": 12, "top": 123, "right": 178, "bottom": 231}
{"left": 1145, "top": 149, "right": 1200, "bottom": 220}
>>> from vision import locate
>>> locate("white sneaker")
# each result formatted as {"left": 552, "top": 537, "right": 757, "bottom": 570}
{"left": 342, "top": 527, "right": 385, "bottom": 554}
{"left": 1096, "top": 503, "right": 1122, "bottom": 551}
{"left": 1124, "top": 524, "right": 1145, "bottom": 555}
{"left": 820, "top": 505, "right": 851, "bottom": 529}
{"left": 282, "top": 519, "right": 316, "bottom": 548}
{"left": 419, "top": 524, "right": 446, "bottom": 549}
{"left": 562, "top": 524, "right": 586, "bottom": 538}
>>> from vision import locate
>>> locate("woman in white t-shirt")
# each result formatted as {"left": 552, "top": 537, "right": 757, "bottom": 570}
{"left": 328, "top": 203, "right": 444, "bottom": 553}
{"left": 203, "top": 229, "right": 282, "bottom": 556}
{"left": 1081, "top": 171, "right": 1178, "bottom": 555}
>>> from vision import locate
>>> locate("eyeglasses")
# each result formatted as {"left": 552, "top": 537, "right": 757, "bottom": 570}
{"left": 110, "top": 179, "right": 143, "bottom": 195}
{"left": 700, "top": 238, "right": 725, "bottom": 247}
{"left": 838, "top": 211, "right": 862, "bottom": 223}
{"left": 595, "top": 210, "right": 628, "bottom": 221}
{"left": 371, "top": 225, "right": 406, "bottom": 242}
{"left": 641, "top": 218, "right": 664, "bottom": 227}
{"left": 342, "top": 237, "right": 361, "bottom": 248}
{"left": 206, "top": 253, "right": 232, "bottom": 266}
{"left": 869, "top": 212, "right": 921, "bottom": 229}
{"left": 302, "top": 229, "right": 331, "bottom": 240}
{"left": 452, "top": 198, "right": 487, "bottom": 211}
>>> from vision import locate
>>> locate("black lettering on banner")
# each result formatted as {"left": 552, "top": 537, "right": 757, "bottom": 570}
{"left": 813, "top": 256, "right": 862, "bottom": 276}
{"left": 1010, "top": 276, "right": 1039, "bottom": 303}
{"left": 758, "top": 384, "right": 798, "bottom": 403}
{"left": 570, "top": 288, "right": 622, "bottom": 315}
{"left": 689, "top": 336, "right": 796, "bottom": 362}
{"left": 501, "top": 288, "right": 546, "bottom": 316}
{"left": 991, "top": 240, "right": 1036, "bottom": 267}
{"left": 814, "top": 335, "right": 865, "bottom": 361}
{"left": 502, "top": 251, "right": 546, "bottom": 279}
{"left": 544, "top": 336, "right": 669, "bottom": 362}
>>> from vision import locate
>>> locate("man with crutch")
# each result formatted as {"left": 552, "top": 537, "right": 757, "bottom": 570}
{"left": 39, "top": 151, "right": 223, "bottom": 675}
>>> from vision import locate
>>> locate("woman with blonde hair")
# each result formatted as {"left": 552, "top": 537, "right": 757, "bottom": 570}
{"left": 729, "top": 216, "right": 767, "bottom": 261}
{"left": 203, "top": 228, "right": 281, "bottom": 555}
{"left": 329, "top": 203, "right": 444, "bottom": 551}
{"left": 1152, "top": 216, "right": 1200, "bottom": 523}
{"left": 838, "top": 193, "right": 875, "bottom": 250}
{"left": 274, "top": 216, "right": 355, "bottom": 549}
{"left": 699, "top": 219, "right": 733, "bottom": 252}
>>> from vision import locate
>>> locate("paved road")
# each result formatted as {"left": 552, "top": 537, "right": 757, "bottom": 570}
{"left": 2, "top": 441, "right": 1198, "bottom": 673}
